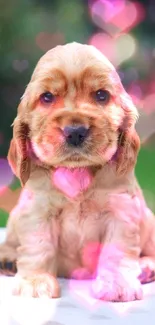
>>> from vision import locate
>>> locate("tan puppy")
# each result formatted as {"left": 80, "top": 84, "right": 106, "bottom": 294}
{"left": 1, "top": 42, "right": 155, "bottom": 301}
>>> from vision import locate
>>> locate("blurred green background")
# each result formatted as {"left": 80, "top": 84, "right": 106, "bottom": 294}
{"left": 0, "top": 0, "right": 155, "bottom": 226}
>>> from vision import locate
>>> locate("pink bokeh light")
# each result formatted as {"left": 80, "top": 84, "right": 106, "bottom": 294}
{"left": 128, "top": 83, "right": 143, "bottom": 108}
{"left": 0, "top": 158, "right": 14, "bottom": 193}
{"left": 36, "top": 32, "right": 64, "bottom": 52}
{"left": 127, "top": 78, "right": 155, "bottom": 114}
{"left": 89, "top": 0, "right": 145, "bottom": 37}
{"left": 143, "top": 93, "right": 155, "bottom": 114}
{"left": 89, "top": 32, "right": 137, "bottom": 66}
{"left": 12, "top": 59, "right": 29, "bottom": 73}
{"left": 89, "top": 33, "right": 116, "bottom": 64}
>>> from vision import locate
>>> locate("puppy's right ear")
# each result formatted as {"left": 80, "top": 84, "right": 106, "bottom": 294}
{"left": 7, "top": 114, "right": 31, "bottom": 187}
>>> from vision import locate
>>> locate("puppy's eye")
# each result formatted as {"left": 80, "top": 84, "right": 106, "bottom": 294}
{"left": 40, "top": 92, "right": 55, "bottom": 104}
{"left": 95, "top": 89, "right": 110, "bottom": 103}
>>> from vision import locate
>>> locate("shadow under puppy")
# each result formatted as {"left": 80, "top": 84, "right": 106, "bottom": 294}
{"left": 1, "top": 42, "right": 155, "bottom": 301}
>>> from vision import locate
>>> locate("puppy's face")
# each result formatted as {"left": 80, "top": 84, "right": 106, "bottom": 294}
{"left": 9, "top": 43, "right": 140, "bottom": 185}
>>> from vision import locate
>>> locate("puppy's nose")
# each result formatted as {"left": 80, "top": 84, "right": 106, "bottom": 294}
{"left": 63, "top": 125, "right": 89, "bottom": 146}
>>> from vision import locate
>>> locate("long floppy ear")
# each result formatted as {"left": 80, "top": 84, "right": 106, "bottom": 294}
{"left": 115, "top": 92, "right": 140, "bottom": 176}
{"left": 7, "top": 115, "right": 31, "bottom": 186}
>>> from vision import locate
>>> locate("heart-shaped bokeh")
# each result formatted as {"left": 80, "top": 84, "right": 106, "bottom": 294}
{"left": 0, "top": 159, "right": 14, "bottom": 193}
{"left": 89, "top": 0, "right": 145, "bottom": 37}
{"left": 89, "top": 32, "right": 137, "bottom": 66}
{"left": 36, "top": 32, "right": 64, "bottom": 52}
{"left": 12, "top": 59, "right": 29, "bottom": 73}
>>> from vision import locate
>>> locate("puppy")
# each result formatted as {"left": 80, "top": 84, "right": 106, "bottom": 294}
{"left": 1, "top": 42, "right": 155, "bottom": 301}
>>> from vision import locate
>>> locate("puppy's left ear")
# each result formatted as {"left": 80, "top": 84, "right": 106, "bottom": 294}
{"left": 7, "top": 118, "right": 31, "bottom": 187}
{"left": 115, "top": 92, "right": 140, "bottom": 176}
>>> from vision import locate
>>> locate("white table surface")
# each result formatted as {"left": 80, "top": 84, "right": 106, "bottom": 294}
{"left": 0, "top": 228, "right": 155, "bottom": 325}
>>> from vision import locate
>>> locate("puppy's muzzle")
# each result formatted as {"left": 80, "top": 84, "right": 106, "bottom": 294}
{"left": 63, "top": 125, "right": 89, "bottom": 147}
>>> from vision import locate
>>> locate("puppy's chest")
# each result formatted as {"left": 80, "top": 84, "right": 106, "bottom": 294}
{"left": 57, "top": 199, "right": 102, "bottom": 253}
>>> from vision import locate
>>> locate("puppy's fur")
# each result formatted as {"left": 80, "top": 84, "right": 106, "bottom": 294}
{"left": 1, "top": 42, "right": 155, "bottom": 301}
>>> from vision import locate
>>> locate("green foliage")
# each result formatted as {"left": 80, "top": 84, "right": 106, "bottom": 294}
{"left": 0, "top": 209, "right": 8, "bottom": 227}
{"left": 136, "top": 147, "right": 155, "bottom": 212}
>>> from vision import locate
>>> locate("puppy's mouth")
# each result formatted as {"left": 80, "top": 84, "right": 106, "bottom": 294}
{"left": 30, "top": 135, "right": 118, "bottom": 199}
{"left": 52, "top": 166, "right": 96, "bottom": 199}
{"left": 51, "top": 138, "right": 118, "bottom": 198}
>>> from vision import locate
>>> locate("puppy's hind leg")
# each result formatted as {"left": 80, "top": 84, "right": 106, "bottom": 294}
{"left": 139, "top": 256, "right": 155, "bottom": 284}
{"left": 0, "top": 211, "right": 18, "bottom": 275}
{"left": 139, "top": 209, "right": 155, "bottom": 284}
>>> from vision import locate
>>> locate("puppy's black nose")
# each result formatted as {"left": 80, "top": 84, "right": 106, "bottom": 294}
{"left": 63, "top": 125, "right": 89, "bottom": 146}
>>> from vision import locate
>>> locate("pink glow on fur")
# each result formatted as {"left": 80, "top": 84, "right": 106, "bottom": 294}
{"left": 19, "top": 189, "right": 34, "bottom": 208}
{"left": 70, "top": 243, "right": 125, "bottom": 281}
{"left": 91, "top": 242, "right": 143, "bottom": 302}
{"left": 26, "top": 225, "right": 53, "bottom": 245}
{"left": 108, "top": 192, "right": 145, "bottom": 223}
{"left": 81, "top": 242, "right": 101, "bottom": 274}
{"left": 71, "top": 268, "right": 92, "bottom": 280}
{"left": 98, "top": 144, "right": 117, "bottom": 161}
{"left": 69, "top": 242, "right": 143, "bottom": 304}
{"left": 53, "top": 167, "right": 93, "bottom": 198}
{"left": 97, "top": 244, "right": 124, "bottom": 271}
{"left": 92, "top": 269, "right": 142, "bottom": 301}
{"left": 32, "top": 140, "right": 54, "bottom": 159}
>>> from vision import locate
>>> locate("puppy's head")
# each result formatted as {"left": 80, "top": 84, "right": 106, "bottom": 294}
{"left": 8, "top": 42, "right": 140, "bottom": 189}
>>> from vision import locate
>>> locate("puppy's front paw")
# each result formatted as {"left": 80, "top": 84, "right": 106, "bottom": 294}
{"left": 13, "top": 273, "right": 60, "bottom": 298}
{"left": 91, "top": 270, "right": 143, "bottom": 302}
